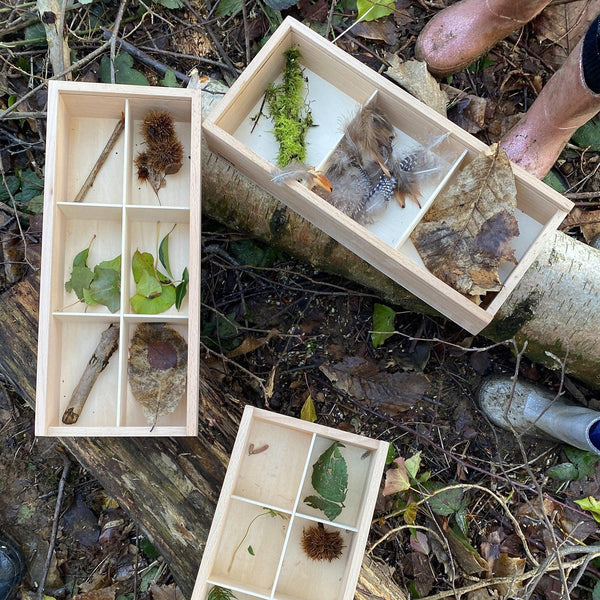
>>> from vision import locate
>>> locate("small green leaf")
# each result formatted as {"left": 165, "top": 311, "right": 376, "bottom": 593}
{"left": 405, "top": 451, "right": 421, "bottom": 480}
{"left": 132, "top": 250, "right": 156, "bottom": 282}
{"left": 385, "top": 443, "right": 395, "bottom": 465}
{"left": 139, "top": 537, "right": 159, "bottom": 559}
{"left": 100, "top": 54, "right": 150, "bottom": 86}
{"left": 159, "top": 232, "right": 174, "bottom": 279}
{"left": 311, "top": 442, "right": 348, "bottom": 503}
{"left": 140, "top": 566, "right": 159, "bottom": 593}
{"left": 301, "top": 395, "right": 317, "bottom": 422}
{"left": 25, "top": 22, "right": 47, "bottom": 45}
{"left": 542, "top": 170, "right": 567, "bottom": 193}
{"left": 97, "top": 255, "right": 121, "bottom": 272}
{"left": 215, "top": 0, "right": 242, "bottom": 17}
{"left": 0, "top": 175, "right": 21, "bottom": 202}
{"left": 593, "top": 579, "right": 600, "bottom": 600}
{"left": 575, "top": 496, "right": 600, "bottom": 522}
{"left": 571, "top": 116, "right": 600, "bottom": 151}
{"left": 65, "top": 265, "right": 94, "bottom": 300}
{"left": 371, "top": 303, "right": 395, "bottom": 348}
{"left": 547, "top": 462, "right": 579, "bottom": 481}
{"left": 427, "top": 487, "right": 467, "bottom": 517}
{"left": 175, "top": 267, "right": 189, "bottom": 310}
{"left": 154, "top": 0, "right": 184, "bottom": 8}
{"left": 247, "top": 545, "right": 255, "bottom": 556}
{"left": 564, "top": 446, "right": 600, "bottom": 479}
{"left": 87, "top": 266, "right": 121, "bottom": 313}
{"left": 356, "top": 0, "right": 394, "bottom": 21}
{"left": 130, "top": 283, "right": 176, "bottom": 314}
{"left": 160, "top": 69, "right": 179, "bottom": 87}
{"left": 303, "top": 495, "right": 343, "bottom": 521}
{"left": 137, "top": 269, "right": 163, "bottom": 298}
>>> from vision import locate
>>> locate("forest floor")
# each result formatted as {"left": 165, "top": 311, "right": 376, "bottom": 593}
{"left": 2, "top": 1, "right": 600, "bottom": 599}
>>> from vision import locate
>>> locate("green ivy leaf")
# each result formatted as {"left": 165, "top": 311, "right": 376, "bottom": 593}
{"left": 130, "top": 283, "right": 176, "bottom": 314}
{"left": 24, "top": 22, "right": 47, "bottom": 45}
{"left": 303, "top": 495, "right": 343, "bottom": 521}
{"left": 300, "top": 395, "right": 317, "bottom": 422}
{"left": 100, "top": 54, "right": 150, "bottom": 86}
{"left": 371, "top": 303, "right": 395, "bottom": 348}
{"left": 542, "top": 170, "right": 567, "bottom": 193}
{"left": 311, "top": 442, "right": 348, "bottom": 503}
{"left": 132, "top": 250, "right": 156, "bottom": 282}
{"left": 175, "top": 267, "right": 188, "bottom": 310}
{"left": 137, "top": 269, "right": 163, "bottom": 298}
{"left": 87, "top": 266, "right": 121, "bottom": 312}
{"left": 356, "top": 0, "right": 393, "bottom": 21}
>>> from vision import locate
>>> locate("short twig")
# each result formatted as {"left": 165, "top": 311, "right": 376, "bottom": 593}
{"left": 73, "top": 115, "right": 125, "bottom": 203}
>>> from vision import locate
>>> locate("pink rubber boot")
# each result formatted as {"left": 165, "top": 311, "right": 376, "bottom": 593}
{"left": 414, "top": 0, "right": 551, "bottom": 78}
{"left": 501, "top": 33, "right": 600, "bottom": 178}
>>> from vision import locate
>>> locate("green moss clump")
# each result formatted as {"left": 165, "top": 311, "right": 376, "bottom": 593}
{"left": 265, "top": 46, "right": 313, "bottom": 167}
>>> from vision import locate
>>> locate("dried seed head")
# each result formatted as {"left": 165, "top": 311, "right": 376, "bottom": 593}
{"left": 301, "top": 523, "right": 344, "bottom": 561}
{"left": 142, "top": 110, "right": 176, "bottom": 143}
{"left": 148, "top": 137, "right": 184, "bottom": 175}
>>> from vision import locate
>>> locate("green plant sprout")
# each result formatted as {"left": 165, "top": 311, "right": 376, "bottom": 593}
{"left": 264, "top": 46, "right": 313, "bottom": 167}
{"left": 227, "top": 507, "right": 288, "bottom": 572}
{"left": 303, "top": 441, "right": 348, "bottom": 521}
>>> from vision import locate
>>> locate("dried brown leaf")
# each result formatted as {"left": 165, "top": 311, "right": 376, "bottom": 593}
{"left": 410, "top": 551, "right": 435, "bottom": 596}
{"left": 319, "top": 356, "right": 429, "bottom": 412}
{"left": 492, "top": 554, "right": 526, "bottom": 596}
{"left": 226, "top": 330, "right": 278, "bottom": 358}
{"left": 385, "top": 56, "right": 448, "bottom": 116}
{"left": 352, "top": 20, "right": 397, "bottom": 45}
{"left": 72, "top": 585, "right": 118, "bottom": 600}
{"left": 150, "top": 583, "right": 185, "bottom": 600}
{"left": 128, "top": 323, "right": 187, "bottom": 427}
{"left": 443, "top": 85, "right": 488, "bottom": 134}
{"left": 411, "top": 146, "right": 520, "bottom": 302}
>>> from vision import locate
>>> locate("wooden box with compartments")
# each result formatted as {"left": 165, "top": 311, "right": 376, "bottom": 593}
{"left": 35, "top": 81, "right": 201, "bottom": 436}
{"left": 202, "top": 16, "right": 573, "bottom": 334}
{"left": 191, "top": 406, "right": 389, "bottom": 600}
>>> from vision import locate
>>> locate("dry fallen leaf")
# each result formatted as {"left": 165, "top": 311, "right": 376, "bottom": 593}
{"left": 385, "top": 56, "right": 448, "bottom": 116}
{"left": 411, "top": 145, "right": 520, "bottom": 303}
{"left": 319, "top": 356, "right": 429, "bottom": 412}
{"left": 443, "top": 85, "right": 488, "bottom": 134}
{"left": 128, "top": 323, "right": 187, "bottom": 427}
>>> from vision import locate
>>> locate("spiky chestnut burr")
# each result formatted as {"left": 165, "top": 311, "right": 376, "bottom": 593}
{"left": 301, "top": 523, "right": 344, "bottom": 562}
{"left": 142, "top": 110, "right": 177, "bottom": 143}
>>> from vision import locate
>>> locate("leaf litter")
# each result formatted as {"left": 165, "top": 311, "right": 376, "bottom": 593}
{"left": 411, "top": 144, "right": 520, "bottom": 303}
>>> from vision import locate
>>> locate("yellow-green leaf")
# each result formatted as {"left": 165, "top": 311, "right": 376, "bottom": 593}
{"left": 301, "top": 395, "right": 317, "bottom": 422}
{"left": 356, "top": 0, "right": 394, "bottom": 22}
{"left": 575, "top": 496, "right": 600, "bottom": 522}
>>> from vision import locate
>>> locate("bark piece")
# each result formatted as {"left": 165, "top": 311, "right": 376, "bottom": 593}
{"left": 62, "top": 323, "right": 119, "bottom": 424}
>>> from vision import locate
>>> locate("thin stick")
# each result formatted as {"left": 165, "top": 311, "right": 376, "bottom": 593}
{"left": 62, "top": 323, "right": 120, "bottom": 424}
{"left": 36, "top": 452, "right": 70, "bottom": 600}
{"left": 73, "top": 115, "right": 125, "bottom": 203}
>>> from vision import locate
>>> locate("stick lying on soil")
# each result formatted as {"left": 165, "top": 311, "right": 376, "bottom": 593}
{"left": 62, "top": 322, "right": 120, "bottom": 424}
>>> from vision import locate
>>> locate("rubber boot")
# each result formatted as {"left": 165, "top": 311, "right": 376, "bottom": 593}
{"left": 500, "top": 24, "right": 600, "bottom": 178}
{"left": 0, "top": 538, "right": 26, "bottom": 600}
{"left": 414, "top": 0, "right": 551, "bottom": 77}
{"left": 478, "top": 375, "right": 600, "bottom": 455}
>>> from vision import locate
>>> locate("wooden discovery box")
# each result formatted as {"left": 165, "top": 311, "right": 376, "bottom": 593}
{"left": 192, "top": 406, "right": 389, "bottom": 600}
{"left": 36, "top": 81, "right": 201, "bottom": 436}
{"left": 203, "top": 17, "right": 574, "bottom": 334}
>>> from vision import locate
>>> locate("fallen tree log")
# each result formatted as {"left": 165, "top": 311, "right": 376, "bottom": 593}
{"left": 0, "top": 273, "right": 405, "bottom": 600}
{"left": 199, "top": 84, "right": 600, "bottom": 389}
